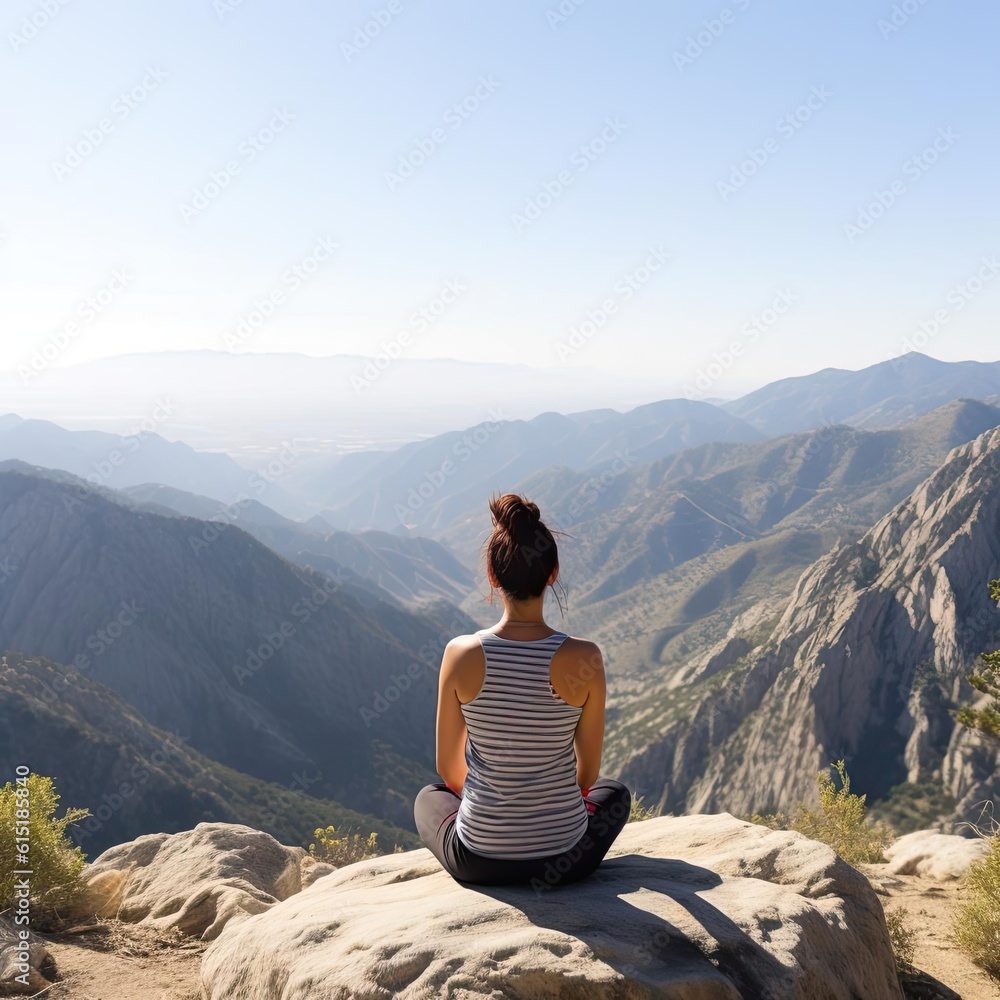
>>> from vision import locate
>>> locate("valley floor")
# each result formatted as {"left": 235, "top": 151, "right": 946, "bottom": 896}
{"left": 34, "top": 878, "right": 999, "bottom": 1000}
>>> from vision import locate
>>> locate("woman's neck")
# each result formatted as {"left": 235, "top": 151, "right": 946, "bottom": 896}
{"left": 497, "top": 599, "right": 546, "bottom": 626}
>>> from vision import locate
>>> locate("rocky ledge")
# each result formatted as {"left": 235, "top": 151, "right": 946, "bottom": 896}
{"left": 196, "top": 814, "right": 902, "bottom": 1000}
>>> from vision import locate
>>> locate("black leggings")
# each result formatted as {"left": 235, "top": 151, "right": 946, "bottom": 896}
{"left": 413, "top": 778, "right": 631, "bottom": 890}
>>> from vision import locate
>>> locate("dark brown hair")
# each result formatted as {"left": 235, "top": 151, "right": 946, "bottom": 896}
{"left": 485, "top": 492, "right": 559, "bottom": 601}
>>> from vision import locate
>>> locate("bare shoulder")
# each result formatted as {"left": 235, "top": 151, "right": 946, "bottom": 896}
{"left": 445, "top": 632, "right": 484, "bottom": 653}
{"left": 443, "top": 633, "right": 486, "bottom": 701}
{"left": 553, "top": 636, "right": 605, "bottom": 676}
{"left": 559, "top": 636, "right": 604, "bottom": 661}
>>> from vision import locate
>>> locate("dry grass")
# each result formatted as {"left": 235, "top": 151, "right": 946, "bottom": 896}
{"left": 954, "top": 833, "right": 1000, "bottom": 981}
{"left": 883, "top": 904, "right": 917, "bottom": 976}
{"left": 751, "top": 760, "right": 895, "bottom": 865}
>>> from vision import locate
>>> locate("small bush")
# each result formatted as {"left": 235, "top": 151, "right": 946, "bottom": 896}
{"left": 0, "top": 773, "right": 90, "bottom": 928}
{"left": 309, "top": 825, "right": 381, "bottom": 867}
{"left": 883, "top": 904, "right": 916, "bottom": 975}
{"left": 954, "top": 834, "right": 1000, "bottom": 980}
{"left": 748, "top": 761, "right": 895, "bottom": 865}
{"left": 628, "top": 793, "right": 660, "bottom": 823}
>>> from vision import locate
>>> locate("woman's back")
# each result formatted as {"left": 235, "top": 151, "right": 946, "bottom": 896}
{"left": 454, "top": 630, "right": 590, "bottom": 859}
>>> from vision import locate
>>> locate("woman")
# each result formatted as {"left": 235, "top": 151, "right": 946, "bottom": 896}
{"left": 413, "top": 492, "right": 631, "bottom": 887}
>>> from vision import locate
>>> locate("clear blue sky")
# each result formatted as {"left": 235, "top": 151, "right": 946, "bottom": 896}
{"left": 1, "top": 0, "right": 997, "bottom": 396}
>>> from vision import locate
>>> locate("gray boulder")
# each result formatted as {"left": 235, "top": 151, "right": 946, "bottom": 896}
{"left": 201, "top": 813, "right": 903, "bottom": 999}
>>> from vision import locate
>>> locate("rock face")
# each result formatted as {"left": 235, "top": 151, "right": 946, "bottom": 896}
{"left": 619, "top": 425, "right": 1000, "bottom": 823}
{"left": 82, "top": 823, "right": 309, "bottom": 940}
{"left": 200, "top": 814, "right": 903, "bottom": 1000}
{"left": 883, "top": 830, "right": 989, "bottom": 881}
{"left": 0, "top": 918, "right": 55, "bottom": 996}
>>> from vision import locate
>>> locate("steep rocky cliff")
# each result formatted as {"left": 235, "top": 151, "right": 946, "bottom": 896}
{"left": 615, "top": 426, "right": 1000, "bottom": 823}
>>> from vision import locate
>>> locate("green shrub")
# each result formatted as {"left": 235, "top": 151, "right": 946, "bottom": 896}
{"left": 750, "top": 760, "right": 895, "bottom": 865}
{"left": 954, "top": 834, "right": 1000, "bottom": 980}
{"left": 955, "top": 577, "right": 1000, "bottom": 740}
{"left": 0, "top": 773, "right": 90, "bottom": 928}
{"left": 628, "top": 792, "right": 661, "bottom": 823}
{"left": 309, "top": 825, "right": 381, "bottom": 867}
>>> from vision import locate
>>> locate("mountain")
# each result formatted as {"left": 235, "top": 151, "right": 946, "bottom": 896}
{"left": 0, "top": 350, "right": 677, "bottom": 458}
{"left": 290, "top": 399, "right": 763, "bottom": 533}
{"left": 120, "top": 483, "right": 475, "bottom": 608}
{"left": 0, "top": 464, "right": 479, "bottom": 827}
{"left": 609, "top": 424, "right": 1000, "bottom": 825}
{"left": 0, "top": 651, "right": 417, "bottom": 856}
{"left": 724, "top": 352, "right": 1000, "bottom": 436}
{"left": 439, "top": 399, "right": 1000, "bottom": 672}
{"left": 0, "top": 413, "right": 304, "bottom": 518}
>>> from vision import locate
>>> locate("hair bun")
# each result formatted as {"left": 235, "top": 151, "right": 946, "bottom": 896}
{"left": 489, "top": 493, "right": 540, "bottom": 534}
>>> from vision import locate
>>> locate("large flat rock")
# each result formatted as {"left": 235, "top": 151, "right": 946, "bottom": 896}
{"left": 201, "top": 813, "right": 903, "bottom": 999}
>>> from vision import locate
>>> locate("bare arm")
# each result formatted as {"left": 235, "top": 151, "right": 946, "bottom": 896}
{"left": 435, "top": 639, "right": 470, "bottom": 793}
{"left": 573, "top": 644, "right": 606, "bottom": 789}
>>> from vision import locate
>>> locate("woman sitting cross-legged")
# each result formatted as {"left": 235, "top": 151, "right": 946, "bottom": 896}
{"left": 413, "top": 492, "right": 631, "bottom": 888}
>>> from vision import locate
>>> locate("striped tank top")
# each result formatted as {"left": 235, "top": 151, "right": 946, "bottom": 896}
{"left": 454, "top": 629, "right": 590, "bottom": 859}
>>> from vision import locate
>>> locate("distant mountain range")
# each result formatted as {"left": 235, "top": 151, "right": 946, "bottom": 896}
{"left": 0, "top": 350, "right": 674, "bottom": 457}
{"left": 723, "top": 352, "right": 1000, "bottom": 436}
{"left": 120, "top": 483, "right": 475, "bottom": 608}
{"left": 294, "top": 399, "right": 764, "bottom": 533}
{"left": 0, "top": 413, "right": 305, "bottom": 518}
